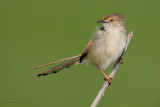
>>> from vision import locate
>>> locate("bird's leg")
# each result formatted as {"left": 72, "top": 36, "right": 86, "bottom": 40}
{"left": 118, "top": 56, "right": 124, "bottom": 64}
{"left": 96, "top": 65, "right": 112, "bottom": 85}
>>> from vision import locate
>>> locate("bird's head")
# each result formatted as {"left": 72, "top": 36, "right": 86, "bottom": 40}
{"left": 97, "top": 13, "right": 125, "bottom": 29}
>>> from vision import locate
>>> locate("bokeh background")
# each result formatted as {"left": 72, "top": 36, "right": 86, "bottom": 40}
{"left": 0, "top": 0, "right": 160, "bottom": 107}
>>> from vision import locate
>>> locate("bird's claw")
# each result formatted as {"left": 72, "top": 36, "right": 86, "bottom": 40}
{"left": 104, "top": 77, "right": 113, "bottom": 85}
{"left": 119, "top": 56, "right": 124, "bottom": 64}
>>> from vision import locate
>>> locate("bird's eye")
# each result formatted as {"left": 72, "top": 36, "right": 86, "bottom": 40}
{"left": 110, "top": 19, "right": 114, "bottom": 22}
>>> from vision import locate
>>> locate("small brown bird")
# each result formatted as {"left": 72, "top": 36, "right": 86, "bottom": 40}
{"left": 33, "top": 13, "right": 127, "bottom": 85}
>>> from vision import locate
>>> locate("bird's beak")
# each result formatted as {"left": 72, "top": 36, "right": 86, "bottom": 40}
{"left": 97, "top": 20, "right": 108, "bottom": 23}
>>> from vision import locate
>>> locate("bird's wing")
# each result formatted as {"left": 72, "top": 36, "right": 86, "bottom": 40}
{"left": 80, "top": 40, "right": 92, "bottom": 63}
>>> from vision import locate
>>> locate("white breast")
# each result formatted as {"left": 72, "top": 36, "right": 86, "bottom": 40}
{"left": 86, "top": 28, "right": 126, "bottom": 69}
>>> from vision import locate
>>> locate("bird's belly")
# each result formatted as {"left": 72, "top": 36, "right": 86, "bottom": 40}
{"left": 87, "top": 46, "right": 122, "bottom": 69}
{"left": 86, "top": 34, "right": 125, "bottom": 69}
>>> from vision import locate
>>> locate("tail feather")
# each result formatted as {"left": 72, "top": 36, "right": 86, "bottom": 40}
{"left": 32, "top": 54, "right": 81, "bottom": 70}
{"left": 37, "top": 58, "right": 79, "bottom": 77}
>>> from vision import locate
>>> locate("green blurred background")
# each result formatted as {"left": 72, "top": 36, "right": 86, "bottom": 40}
{"left": 0, "top": 0, "right": 160, "bottom": 107}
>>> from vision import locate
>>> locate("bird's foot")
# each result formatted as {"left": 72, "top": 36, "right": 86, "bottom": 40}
{"left": 104, "top": 76, "right": 113, "bottom": 85}
{"left": 119, "top": 56, "right": 124, "bottom": 64}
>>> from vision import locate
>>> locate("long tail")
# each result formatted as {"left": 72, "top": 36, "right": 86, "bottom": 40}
{"left": 32, "top": 54, "right": 81, "bottom": 70}
{"left": 37, "top": 58, "right": 79, "bottom": 77}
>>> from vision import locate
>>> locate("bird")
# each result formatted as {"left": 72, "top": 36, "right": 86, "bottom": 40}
{"left": 33, "top": 13, "right": 127, "bottom": 85}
